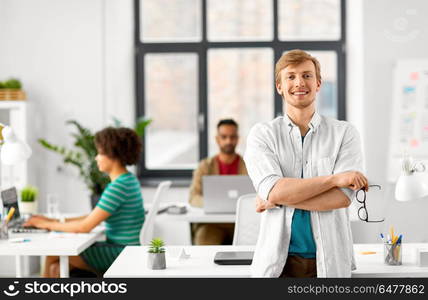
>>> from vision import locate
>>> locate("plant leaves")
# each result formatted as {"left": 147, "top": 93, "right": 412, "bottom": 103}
{"left": 135, "top": 117, "right": 152, "bottom": 137}
{"left": 37, "top": 117, "right": 147, "bottom": 197}
{"left": 112, "top": 116, "right": 122, "bottom": 127}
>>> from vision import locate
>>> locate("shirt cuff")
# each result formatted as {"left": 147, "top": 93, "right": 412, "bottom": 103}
{"left": 258, "top": 175, "right": 281, "bottom": 202}
{"left": 339, "top": 187, "right": 355, "bottom": 202}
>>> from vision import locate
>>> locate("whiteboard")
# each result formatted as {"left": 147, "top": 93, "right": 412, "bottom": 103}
{"left": 387, "top": 60, "right": 428, "bottom": 182}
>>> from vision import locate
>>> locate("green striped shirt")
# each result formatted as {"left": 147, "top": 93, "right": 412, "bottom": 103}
{"left": 96, "top": 172, "right": 145, "bottom": 245}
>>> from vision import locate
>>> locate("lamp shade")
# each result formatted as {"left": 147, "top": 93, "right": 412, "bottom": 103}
{"left": 395, "top": 171, "right": 428, "bottom": 202}
{"left": 0, "top": 126, "right": 32, "bottom": 165}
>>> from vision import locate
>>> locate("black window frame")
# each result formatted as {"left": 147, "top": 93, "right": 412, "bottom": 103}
{"left": 135, "top": 0, "right": 346, "bottom": 181}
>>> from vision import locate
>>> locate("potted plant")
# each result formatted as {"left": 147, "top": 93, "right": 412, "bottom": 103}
{"left": 38, "top": 117, "right": 151, "bottom": 208}
{"left": 0, "top": 78, "right": 26, "bottom": 100}
{"left": 147, "top": 238, "right": 166, "bottom": 270}
{"left": 20, "top": 185, "right": 38, "bottom": 215}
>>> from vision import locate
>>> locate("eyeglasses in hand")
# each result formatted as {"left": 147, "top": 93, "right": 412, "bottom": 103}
{"left": 356, "top": 184, "right": 385, "bottom": 223}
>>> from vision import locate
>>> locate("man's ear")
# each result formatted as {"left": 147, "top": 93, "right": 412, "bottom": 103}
{"left": 275, "top": 81, "right": 282, "bottom": 95}
{"left": 316, "top": 80, "right": 321, "bottom": 92}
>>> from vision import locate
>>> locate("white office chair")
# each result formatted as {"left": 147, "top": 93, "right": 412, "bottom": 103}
{"left": 139, "top": 180, "right": 172, "bottom": 245}
{"left": 232, "top": 193, "right": 261, "bottom": 245}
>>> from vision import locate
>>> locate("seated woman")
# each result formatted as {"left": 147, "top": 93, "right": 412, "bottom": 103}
{"left": 24, "top": 127, "right": 145, "bottom": 277}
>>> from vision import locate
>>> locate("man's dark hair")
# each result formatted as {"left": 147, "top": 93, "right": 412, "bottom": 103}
{"left": 94, "top": 127, "right": 142, "bottom": 166}
{"left": 217, "top": 119, "right": 238, "bottom": 129}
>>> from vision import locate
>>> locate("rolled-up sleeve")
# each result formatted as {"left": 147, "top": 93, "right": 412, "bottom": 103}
{"left": 244, "top": 123, "right": 283, "bottom": 202}
{"left": 333, "top": 123, "right": 365, "bottom": 202}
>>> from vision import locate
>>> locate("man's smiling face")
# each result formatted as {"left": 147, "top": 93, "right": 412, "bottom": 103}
{"left": 276, "top": 59, "right": 321, "bottom": 109}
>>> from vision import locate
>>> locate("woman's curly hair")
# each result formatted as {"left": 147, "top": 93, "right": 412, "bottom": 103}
{"left": 94, "top": 127, "right": 142, "bottom": 166}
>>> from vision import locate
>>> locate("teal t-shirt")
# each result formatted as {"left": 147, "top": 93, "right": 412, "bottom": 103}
{"left": 288, "top": 135, "right": 317, "bottom": 258}
{"left": 96, "top": 172, "right": 145, "bottom": 245}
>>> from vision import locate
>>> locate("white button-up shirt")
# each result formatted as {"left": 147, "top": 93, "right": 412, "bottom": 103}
{"left": 244, "top": 112, "right": 364, "bottom": 277}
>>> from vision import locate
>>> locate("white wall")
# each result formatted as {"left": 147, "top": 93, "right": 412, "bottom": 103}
{"left": 0, "top": 0, "right": 135, "bottom": 214}
{"left": 349, "top": 0, "right": 428, "bottom": 243}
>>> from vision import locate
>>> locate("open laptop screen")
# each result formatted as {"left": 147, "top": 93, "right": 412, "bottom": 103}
{"left": 202, "top": 175, "right": 255, "bottom": 214}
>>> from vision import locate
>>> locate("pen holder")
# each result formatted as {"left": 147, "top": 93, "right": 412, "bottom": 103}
{"left": 0, "top": 222, "right": 8, "bottom": 240}
{"left": 384, "top": 243, "right": 402, "bottom": 265}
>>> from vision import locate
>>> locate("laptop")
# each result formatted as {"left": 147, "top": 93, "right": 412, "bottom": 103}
{"left": 1, "top": 187, "right": 48, "bottom": 234}
{"left": 202, "top": 175, "right": 255, "bottom": 214}
{"left": 214, "top": 251, "right": 254, "bottom": 265}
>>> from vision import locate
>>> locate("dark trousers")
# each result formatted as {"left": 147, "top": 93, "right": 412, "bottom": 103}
{"left": 279, "top": 255, "right": 317, "bottom": 278}
{"left": 192, "top": 223, "right": 235, "bottom": 245}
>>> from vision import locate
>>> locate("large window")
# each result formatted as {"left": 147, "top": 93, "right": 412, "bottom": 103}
{"left": 136, "top": 0, "right": 346, "bottom": 179}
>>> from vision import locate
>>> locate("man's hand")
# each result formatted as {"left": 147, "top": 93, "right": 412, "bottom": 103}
{"left": 333, "top": 171, "right": 368, "bottom": 191}
{"left": 255, "top": 195, "right": 276, "bottom": 213}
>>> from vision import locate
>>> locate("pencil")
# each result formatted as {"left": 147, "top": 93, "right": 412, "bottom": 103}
{"left": 392, "top": 235, "right": 398, "bottom": 244}
{"left": 5, "top": 207, "right": 15, "bottom": 223}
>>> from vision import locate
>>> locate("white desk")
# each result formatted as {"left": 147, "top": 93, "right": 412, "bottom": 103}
{"left": 104, "top": 243, "right": 428, "bottom": 278}
{"left": 104, "top": 245, "right": 251, "bottom": 278}
{"left": 0, "top": 229, "right": 104, "bottom": 278}
{"left": 352, "top": 243, "right": 428, "bottom": 277}
{"left": 157, "top": 206, "right": 236, "bottom": 223}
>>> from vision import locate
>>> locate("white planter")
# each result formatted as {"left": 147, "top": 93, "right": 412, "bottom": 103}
{"left": 147, "top": 252, "right": 166, "bottom": 270}
{"left": 19, "top": 201, "right": 37, "bottom": 215}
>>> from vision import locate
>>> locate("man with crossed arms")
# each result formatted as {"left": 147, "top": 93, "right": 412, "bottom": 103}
{"left": 244, "top": 49, "right": 369, "bottom": 277}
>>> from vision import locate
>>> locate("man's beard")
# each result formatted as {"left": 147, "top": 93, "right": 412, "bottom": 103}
{"left": 282, "top": 91, "right": 315, "bottom": 109}
{"left": 220, "top": 145, "right": 235, "bottom": 154}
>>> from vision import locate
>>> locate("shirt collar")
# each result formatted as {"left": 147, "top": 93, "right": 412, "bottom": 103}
{"left": 284, "top": 111, "right": 322, "bottom": 133}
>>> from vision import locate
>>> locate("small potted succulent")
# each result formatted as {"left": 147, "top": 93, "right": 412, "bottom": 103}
{"left": 20, "top": 185, "right": 38, "bottom": 215}
{"left": 147, "top": 238, "right": 166, "bottom": 270}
